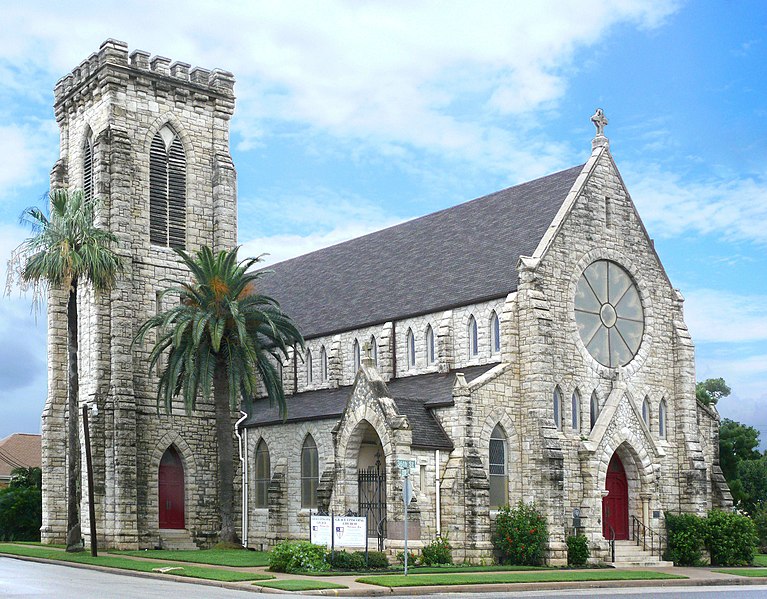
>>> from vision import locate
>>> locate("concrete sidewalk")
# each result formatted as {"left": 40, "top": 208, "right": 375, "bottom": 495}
{"left": 4, "top": 546, "right": 767, "bottom": 596}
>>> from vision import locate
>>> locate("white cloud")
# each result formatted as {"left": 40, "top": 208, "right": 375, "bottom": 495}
{"left": 684, "top": 288, "right": 767, "bottom": 344}
{"left": 0, "top": 0, "right": 679, "bottom": 170}
{"left": 0, "top": 123, "right": 57, "bottom": 193}
{"left": 626, "top": 165, "right": 767, "bottom": 245}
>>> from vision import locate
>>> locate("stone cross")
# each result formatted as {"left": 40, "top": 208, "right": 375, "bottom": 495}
{"left": 591, "top": 108, "right": 608, "bottom": 136}
{"left": 362, "top": 341, "right": 373, "bottom": 361}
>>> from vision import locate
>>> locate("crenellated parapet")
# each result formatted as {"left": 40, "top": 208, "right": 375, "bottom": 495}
{"left": 53, "top": 39, "right": 235, "bottom": 124}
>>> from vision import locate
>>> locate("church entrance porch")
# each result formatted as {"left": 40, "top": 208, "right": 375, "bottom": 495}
{"left": 602, "top": 453, "right": 629, "bottom": 540}
{"left": 159, "top": 446, "right": 185, "bottom": 529}
{"left": 355, "top": 423, "right": 387, "bottom": 550}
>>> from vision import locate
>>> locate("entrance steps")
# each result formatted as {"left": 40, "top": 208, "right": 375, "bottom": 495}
{"left": 608, "top": 540, "right": 673, "bottom": 567}
{"left": 158, "top": 529, "right": 198, "bottom": 550}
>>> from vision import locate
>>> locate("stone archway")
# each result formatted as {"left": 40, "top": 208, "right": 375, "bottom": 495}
{"left": 159, "top": 445, "right": 185, "bottom": 529}
{"left": 599, "top": 441, "right": 647, "bottom": 540}
{"left": 354, "top": 421, "right": 386, "bottom": 542}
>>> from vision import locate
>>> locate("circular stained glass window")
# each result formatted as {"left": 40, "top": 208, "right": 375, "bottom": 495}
{"left": 575, "top": 260, "right": 644, "bottom": 367}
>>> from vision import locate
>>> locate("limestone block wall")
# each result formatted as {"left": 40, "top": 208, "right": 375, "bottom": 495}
{"left": 44, "top": 39, "right": 237, "bottom": 549}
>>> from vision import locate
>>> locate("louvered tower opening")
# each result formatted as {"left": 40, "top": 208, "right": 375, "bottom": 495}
{"left": 83, "top": 133, "right": 94, "bottom": 201}
{"left": 150, "top": 126, "right": 186, "bottom": 249}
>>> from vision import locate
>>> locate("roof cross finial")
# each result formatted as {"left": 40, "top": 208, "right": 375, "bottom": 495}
{"left": 362, "top": 341, "right": 373, "bottom": 363}
{"left": 590, "top": 108, "right": 610, "bottom": 149}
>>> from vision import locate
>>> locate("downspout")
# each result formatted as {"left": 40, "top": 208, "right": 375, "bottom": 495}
{"left": 435, "top": 449, "right": 441, "bottom": 536}
{"left": 235, "top": 410, "right": 249, "bottom": 548}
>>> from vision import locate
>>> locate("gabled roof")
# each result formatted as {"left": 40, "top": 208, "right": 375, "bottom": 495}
{"left": 0, "top": 433, "right": 42, "bottom": 479}
{"left": 244, "top": 364, "right": 495, "bottom": 449}
{"left": 257, "top": 164, "right": 585, "bottom": 339}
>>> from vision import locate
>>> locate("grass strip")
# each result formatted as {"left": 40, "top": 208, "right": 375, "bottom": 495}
{"left": 0, "top": 544, "right": 271, "bottom": 582}
{"left": 255, "top": 579, "right": 348, "bottom": 591}
{"left": 753, "top": 554, "right": 767, "bottom": 567}
{"left": 304, "top": 564, "right": 551, "bottom": 576}
{"left": 112, "top": 548, "right": 270, "bottom": 567}
{"left": 356, "top": 570, "right": 687, "bottom": 588}
{"left": 713, "top": 569, "right": 767, "bottom": 578}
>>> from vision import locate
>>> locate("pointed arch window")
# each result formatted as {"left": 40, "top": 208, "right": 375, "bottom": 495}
{"left": 489, "top": 425, "right": 508, "bottom": 508}
{"left": 320, "top": 346, "right": 328, "bottom": 381}
{"left": 590, "top": 391, "right": 600, "bottom": 431}
{"left": 370, "top": 336, "right": 378, "bottom": 365}
{"left": 301, "top": 435, "right": 319, "bottom": 508}
{"left": 83, "top": 130, "right": 95, "bottom": 201}
{"left": 425, "top": 325, "right": 435, "bottom": 365}
{"left": 553, "top": 387, "right": 563, "bottom": 431}
{"left": 306, "top": 349, "right": 313, "bottom": 384}
{"left": 571, "top": 389, "right": 581, "bottom": 431}
{"left": 490, "top": 311, "right": 501, "bottom": 354}
{"left": 254, "top": 439, "right": 270, "bottom": 508}
{"left": 150, "top": 125, "right": 186, "bottom": 249}
{"left": 659, "top": 399, "right": 667, "bottom": 439}
{"left": 353, "top": 339, "right": 361, "bottom": 372}
{"left": 406, "top": 328, "right": 416, "bottom": 369}
{"left": 468, "top": 315, "right": 479, "bottom": 357}
{"left": 642, "top": 396, "right": 650, "bottom": 427}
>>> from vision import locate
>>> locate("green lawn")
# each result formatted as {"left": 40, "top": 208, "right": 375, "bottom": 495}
{"left": 714, "top": 569, "right": 767, "bottom": 578}
{"left": 255, "top": 579, "right": 348, "bottom": 591}
{"left": 307, "top": 564, "right": 551, "bottom": 576}
{"left": 113, "top": 548, "right": 270, "bottom": 567}
{"left": 357, "top": 570, "right": 687, "bottom": 588}
{"left": 0, "top": 544, "right": 272, "bottom": 582}
{"left": 753, "top": 554, "right": 767, "bottom": 567}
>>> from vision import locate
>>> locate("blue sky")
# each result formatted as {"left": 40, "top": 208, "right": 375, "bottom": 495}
{"left": 1, "top": 1, "right": 765, "bottom": 441}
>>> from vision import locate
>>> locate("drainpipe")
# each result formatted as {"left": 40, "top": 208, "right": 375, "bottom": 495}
{"left": 235, "top": 410, "right": 249, "bottom": 548}
{"left": 435, "top": 449, "right": 441, "bottom": 536}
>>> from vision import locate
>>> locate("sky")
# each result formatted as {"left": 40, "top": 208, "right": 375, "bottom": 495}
{"left": 0, "top": 1, "right": 765, "bottom": 443}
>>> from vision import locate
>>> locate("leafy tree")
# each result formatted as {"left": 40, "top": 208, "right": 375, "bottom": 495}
{"left": 719, "top": 418, "right": 761, "bottom": 485}
{"left": 696, "top": 378, "right": 731, "bottom": 406}
{"left": 7, "top": 190, "right": 121, "bottom": 552}
{"left": 10, "top": 467, "right": 42, "bottom": 490}
{"left": 135, "top": 246, "right": 303, "bottom": 543}
{"left": 736, "top": 457, "right": 767, "bottom": 513}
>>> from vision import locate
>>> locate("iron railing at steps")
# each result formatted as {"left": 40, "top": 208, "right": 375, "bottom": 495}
{"left": 631, "top": 515, "right": 666, "bottom": 559}
{"left": 609, "top": 526, "right": 616, "bottom": 562}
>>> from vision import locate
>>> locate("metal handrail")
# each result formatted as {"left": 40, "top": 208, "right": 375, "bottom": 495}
{"left": 631, "top": 515, "right": 665, "bottom": 558}
{"left": 609, "top": 525, "right": 616, "bottom": 563}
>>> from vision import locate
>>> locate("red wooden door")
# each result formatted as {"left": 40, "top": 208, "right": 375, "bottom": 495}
{"left": 602, "top": 454, "right": 629, "bottom": 540}
{"left": 159, "top": 447, "right": 185, "bottom": 529}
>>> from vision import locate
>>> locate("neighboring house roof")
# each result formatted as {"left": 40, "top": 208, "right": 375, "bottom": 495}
{"left": 245, "top": 364, "right": 496, "bottom": 450}
{"left": 0, "top": 433, "right": 42, "bottom": 480}
{"left": 257, "top": 164, "right": 585, "bottom": 339}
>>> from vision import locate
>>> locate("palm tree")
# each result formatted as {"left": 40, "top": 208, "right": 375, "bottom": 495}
{"left": 7, "top": 189, "right": 121, "bottom": 552}
{"left": 135, "top": 246, "right": 303, "bottom": 543}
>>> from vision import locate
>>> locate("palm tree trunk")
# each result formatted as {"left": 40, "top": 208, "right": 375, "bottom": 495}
{"left": 213, "top": 357, "right": 237, "bottom": 544}
{"left": 65, "top": 279, "right": 82, "bottom": 552}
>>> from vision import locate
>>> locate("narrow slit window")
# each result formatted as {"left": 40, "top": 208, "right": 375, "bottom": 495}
{"left": 406, "top": 328, "right": 416, "bottom": 369}
{"left": 83, "top": 130, "right": 95, "bottom": 201}
{"left": 491, "top": 311, "right": 501, "bottom": 354}
{"left": 301, "top": 435, "right": 319, "bottom": 508}
{"left": 468, "top": 315, "right": 479, "bottom": 357}
{"left": 659, "top": 399, "right": 667, "bottom": 439}
{"left": 590, "top": 391, "right": 600, "bottom": 431}
{"left": 353, "top": 339, "right": 361, "bottom": 372}
{"left": 425, "top": 325, "right": 435, "bottom": 365}
{"left": 642, "top": 397, "right": 650, "bottom": 427}
{"left": 571, "top": 389, "right": 580, "bottom": 431}
{"left": 320, "top": 346, "right": 328, "bottom": 381}
{"left": 306, "top": 350, "right": 313, "bottom": 385}
{"left": 553, "top": 387, "right": 563, "bottom": 431}
{"left": 489, "top": 425, "right": 508, "bottom": 508}
{"left": 150, "top": 125, "right": 186, "bottom": 249}
{"left": 254, "top": 440, "right": 270, "bottom": 508}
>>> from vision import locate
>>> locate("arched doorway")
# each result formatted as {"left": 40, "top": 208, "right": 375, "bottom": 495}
{"left": 159, "top": 446, "right": 185, "bottom": 529}
{"left": 602, "top": 453, "right": 629, "bottom": 540}
{"left": 355, "top": 422, "right": 386, "bottom": 547}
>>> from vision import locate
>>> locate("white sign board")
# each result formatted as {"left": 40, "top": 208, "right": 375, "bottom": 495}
{"left": 310, "top": 514, "right": 332, "bottom": 547}
{"left": 310, "top": 514, "right": 367, "bottom": 549}
{"left": 333, "top": 516, "right": 367, "bottom": 548}
{"left": 397, "top": 459, "right": 417, "bottom": 472}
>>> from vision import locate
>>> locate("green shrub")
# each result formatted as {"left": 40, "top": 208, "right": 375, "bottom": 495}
{"left": 664, "top": 513, "right": 706, "bottom": 566}
{"left": 750, "top": 506, "right": 767, "bottom": 553}
{"left": 705, "top": 509, "right": 757, "bottom": 567}
{"left": 329, "top": 549, "right": 365, "bottom": 571}
{"left": 268, "top": 540, "right": 329, "bottom": 573}
{"left": 421, "top": 533, "right": 452, "bottom": 565}
{"left": 0, "top": 486, "right": 42, "bottom": 541}
{"left": 364, "top": 550, "right": 390, "bottom": 569}
{"left": 566, "top": 534, "right": 589, "bottom": 566}
{"left": 492, "top": 501, "right": 549, "bottom": 566}
{"left": 396, "top": 549, "right": 418, "bottom": 566}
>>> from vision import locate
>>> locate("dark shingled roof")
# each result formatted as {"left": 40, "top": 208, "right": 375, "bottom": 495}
{"left": 257, "top": 164, "right": 584, "bottom": 339}
{"left": 244, "top": 364, "right": 496, "bottom": 449}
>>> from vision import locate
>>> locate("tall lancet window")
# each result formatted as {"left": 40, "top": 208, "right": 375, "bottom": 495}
{"left": 83, "top": 130, "right": 95, "bottom": 201}
{"left": 150, "top": 125, "right": 186, "bottom": 248}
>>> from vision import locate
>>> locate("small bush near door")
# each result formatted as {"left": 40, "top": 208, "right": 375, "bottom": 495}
{"left": 566, "top": 534, "right": 589, "bottom": 566}
{"left": 269, "top": 540, "right": 329, "bottom": 573}
{"left": 421, "top": 533, "right": 452, "bottom": 565}
{"left": 665, "top": 513, "right": 706, "bottom": 566}
{"left": 492, "top": 502, "right": 549, "bottom": 566}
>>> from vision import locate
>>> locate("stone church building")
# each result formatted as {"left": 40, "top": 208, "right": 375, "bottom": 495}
{"left": 42, "top": 41, "right": 731, "bottom": 564}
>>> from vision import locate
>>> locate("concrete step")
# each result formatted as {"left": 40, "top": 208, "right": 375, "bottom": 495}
{"left": 612, "top": 559, "right": 675, "bottom": 568}
{"left": 606, "top": 540, "right": 670, "bottom": 567}
{"left": 158, "top": 529, "right": 198, "bottom": 550}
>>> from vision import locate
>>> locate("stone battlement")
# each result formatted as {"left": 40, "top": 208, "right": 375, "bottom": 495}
{"left": 54, "top": 39, "right": 235, "bottom": 103}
